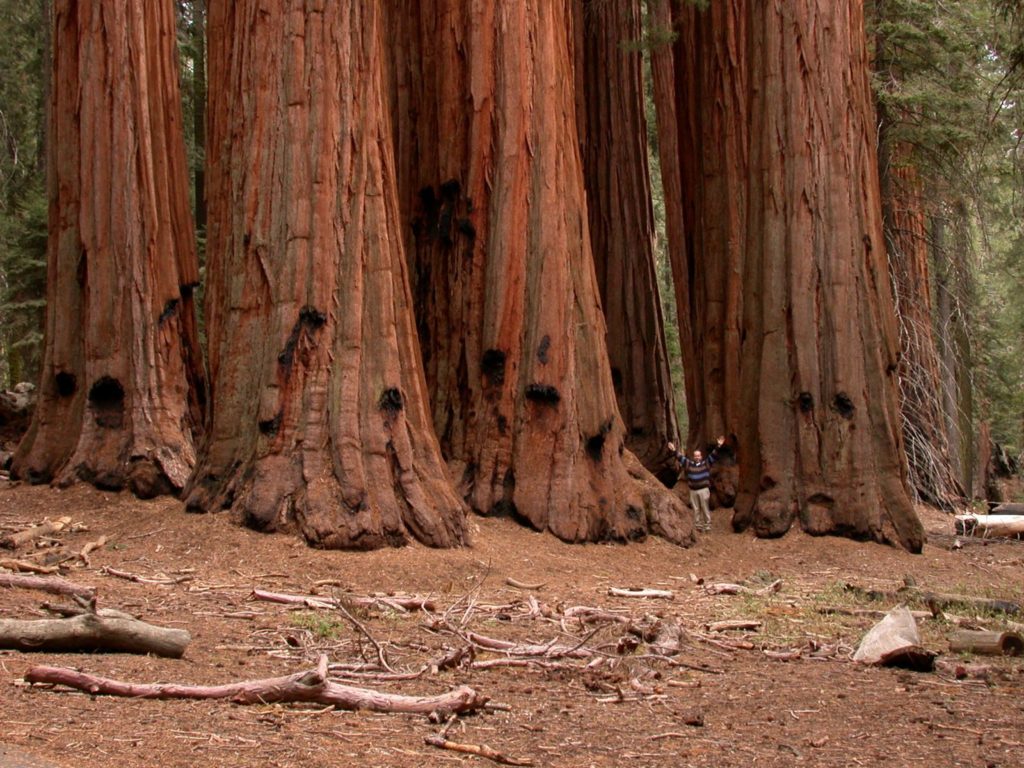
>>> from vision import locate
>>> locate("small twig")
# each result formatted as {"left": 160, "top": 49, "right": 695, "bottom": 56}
{"left": 505, "top": 577, "right": 546, "bottom": 591}
{"left": 333, "top": 600, "right": 395, "bottom": 673}
{"left": 424, "top": 735, "right": 533, "bottom": 766}
{"left": 608, "top": 587, "right": 674, "bottom": 600}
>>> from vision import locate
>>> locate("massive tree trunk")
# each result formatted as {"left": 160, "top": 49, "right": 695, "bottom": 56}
{"left": 390, "top": 0, "right": 692, "bottom": 544}
{"left": 729, "top": 0, "right": 922, "bottom": 549}
{"left": 572, "top": 0, "right": 680, "bottom": 480}
{"left": 13, "top": 0, "right": 205, "bottom": 497}
{"left": 184, "top": 2, "right": 467, "bottom": 549}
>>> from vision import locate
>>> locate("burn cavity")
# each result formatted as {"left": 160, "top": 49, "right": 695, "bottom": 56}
{"left": 379, "top": 387, "right": 404, "bottom": 416}
{"left": 88, "top": 376, "right": 125, "bottom": 429}
{"left": 278, "top": 305, "right": 327, "bottom": 368}
{"left": 525, "top": 383, "right": 561, "bottom": 406}
{"left": 481, "top": 349, "right": 507, "bottom": 388}
{"left": 832, "top": 392, "right": 855, "bottom": 420}
{"left": 55, "top": 372, "right": 77, "bottom": 398}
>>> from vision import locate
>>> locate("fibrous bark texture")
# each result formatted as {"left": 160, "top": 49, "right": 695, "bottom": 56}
{"left": 664, "top": 0, "right": 747, "bottom": 450}
{"left": 390, "top": 0, "right": 693, "bottom": 544}
{"left": 573, "top": 0, "right": 680, "bottom": 479}
{"left": 185, "top": 2, "right": 467, "bottom": 550}
{"left": 12, "top": 0, "right": 204, "bottom": 498}
{"left": 881, "top": 158, "right": 963, "bottom": 508}
{"left": 731, "top": 0, "right": 923, "bottom": 549}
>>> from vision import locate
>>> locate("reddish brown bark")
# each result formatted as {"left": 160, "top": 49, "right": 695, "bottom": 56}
{"left": 730, "top": 0, "right": 923, "bottom": 549}
{"left": 13, "top": 0, "right": 204, "bottom": 498}
{"left": 667, "top": 0, "right": 747, "bottom": 450}
{"left": 184, "top": 2, "right": 466, "bottom": 549}
{"left": 390, "top": 0, "right": 692, "bottom": 544}
{"left": 573, "top": 0, "right": 680, "bottom": 478}
{"left": 647, "top": 0, "right": 698, "bottom": 446}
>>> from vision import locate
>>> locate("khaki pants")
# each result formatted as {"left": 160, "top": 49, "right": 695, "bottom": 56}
{"left": 689, "top": 487, "right": 711, "bottom": 531}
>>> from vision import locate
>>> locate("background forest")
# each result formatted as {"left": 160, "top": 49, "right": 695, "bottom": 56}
{"left": 0, "top": 0, "right": 1022, "bottom": 506}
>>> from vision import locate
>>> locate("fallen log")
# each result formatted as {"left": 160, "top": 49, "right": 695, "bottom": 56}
{"left": 955, "top": 514, "right": 1024, "bottom": 538}
{"left": 842, "top": 581, "right": 1020, "bottom": 616}
{"left": 948, "top": 629, "right": 1023, "bottom": 656}
{"left": 991, "top": 503, "right": 1024, "bottom": 515}
{"left": 0, "top": 573, "right": 96, "bottom": 600}
{"left": 25, "top": 656, "right": 488, "bottom": 715}
{"left": 0, "top": 612, "right": 191, "bottom": 657}
{"left": 1, "top": 517, "right": 72, "bottom": 550}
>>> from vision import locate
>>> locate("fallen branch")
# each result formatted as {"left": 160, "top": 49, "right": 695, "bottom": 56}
{"left": 465, "top": 630, "right": 594, "bottom": 659}
{"left": 608, "top": 587, "right": 674, "bottom": 600}
{"left": 100, "top": 567, "right": 193, "bottom": 586}
{"left": 505, "top": 577, "right": 546, "bottom": 591}
{"left": 0, "top": 611, "right": 190, "bottom": 657}
{"left": 562, "top": 606, "right": 631, "bottom": 625}
{"left": 1, "top": 517, "right": 72, "bottom": 549}
{"left": 252, "top": 588, "right": 436, "bottom": 613}
{"left": 704, "top": 580, "right": 782, "bottom": 596}
{"left": 707, "top": 619, "right": 762, "bottom": 633}
{"left": 26, "top": 655, "right": 488, "bottom": 715}
{"left": 0, "top": 572, "right": 96, "bottom": 600}
{"left": 425, "top": 735, "right": 533, "bottom": 766}
{"left": 0, "top": 558, "right": 60, "bottom": 575}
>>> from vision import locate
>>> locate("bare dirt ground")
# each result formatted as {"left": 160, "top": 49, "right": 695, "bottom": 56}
{"left": 1, "top": 482, "right": 1022, "bottom": 768}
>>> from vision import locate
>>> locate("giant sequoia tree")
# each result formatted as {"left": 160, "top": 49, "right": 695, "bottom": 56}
{"left": 389, "top": 0, "right": 692, "bottom": 544}
{"left": 183, "top": 1, "right": 467, "bottom": 549}
{"left": 13, "top": 0, "right": 204, "bottom": 497}
{"left": 656, "top": 0, "right": 924, "bottom": 549}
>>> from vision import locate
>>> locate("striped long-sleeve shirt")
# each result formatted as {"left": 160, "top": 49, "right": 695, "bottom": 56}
{"left": 676, "top": 449, "right": 718, "bottom": 491}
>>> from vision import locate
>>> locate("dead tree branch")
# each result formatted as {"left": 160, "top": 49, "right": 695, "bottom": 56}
{"left": 25, "top": 655, "right": 488, "bottom": 714}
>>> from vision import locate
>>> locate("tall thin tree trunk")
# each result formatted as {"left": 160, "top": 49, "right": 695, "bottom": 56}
{"left": 646, "top": 0, "right": 699, "bottom": 448}
{"left": 391, "top": 0, "right": 692, "bottom": 544}
{"left": 670, "top": 0, "right": 747, "bottom": 450}
{"left": 185, "top": 1, "right": 467, "bottom": 550}
{"left": 13, "top": 0, "right": 205, "bottom": 498}
{"left": 932, "top": 212, "right": 965, "bottom": 488}
{"left": 729, "top": 0, "right": 922, "bottom": 549}
{"left": 192, "top": 0, "right": 206, "bottom": 235}
{"left": 573, "top": 0, "right": 680, "bottom": 480}
{"left": 881, "top": 157, "right": 963, "bottom": 508}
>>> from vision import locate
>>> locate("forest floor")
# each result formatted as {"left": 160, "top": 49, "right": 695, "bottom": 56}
{"left": 0, "top": 482, "right": 1022, "bottom": 768}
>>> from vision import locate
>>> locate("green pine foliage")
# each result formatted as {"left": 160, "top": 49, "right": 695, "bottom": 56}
{"left": 0, "top": 0, "right": 47, "bottom": 388}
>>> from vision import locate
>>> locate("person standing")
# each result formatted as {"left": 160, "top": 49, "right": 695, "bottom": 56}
{"left": 667, "top": 437, "right": 725, "bottom": 532}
